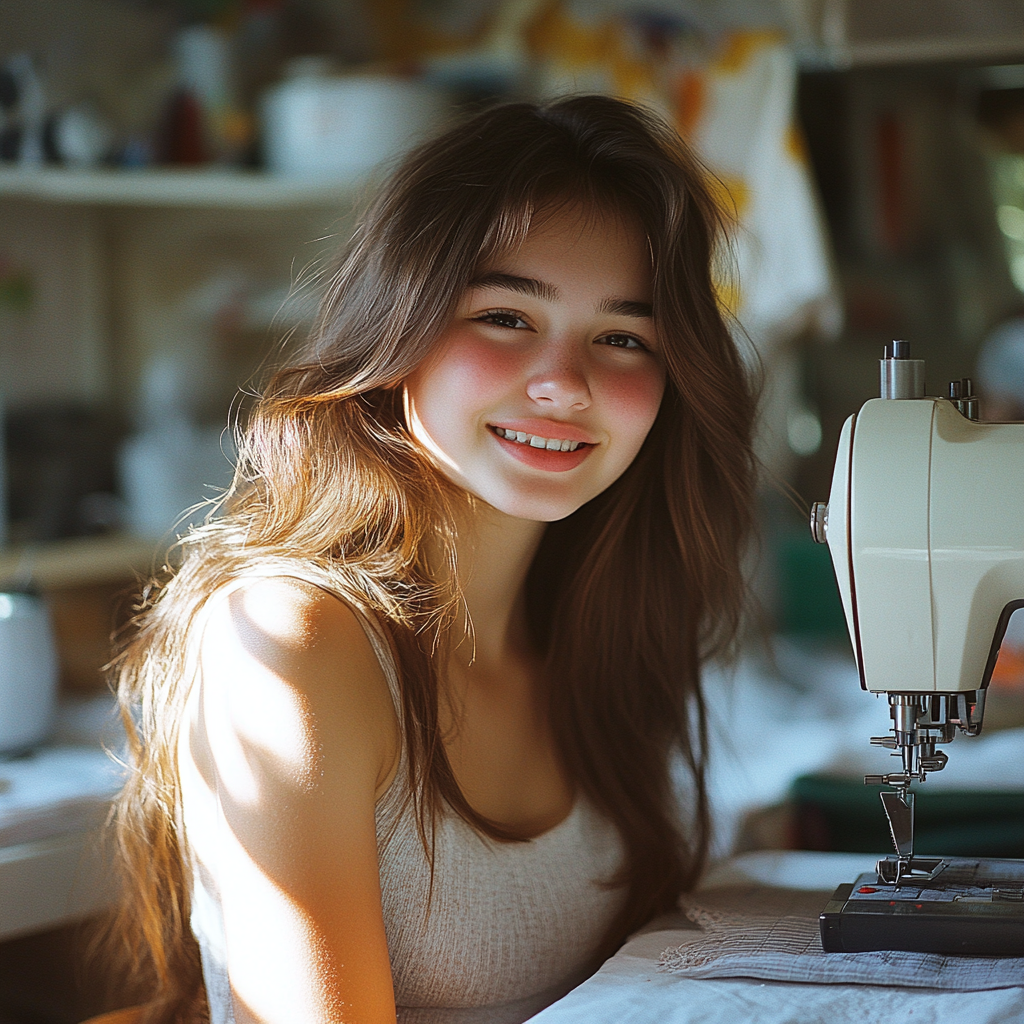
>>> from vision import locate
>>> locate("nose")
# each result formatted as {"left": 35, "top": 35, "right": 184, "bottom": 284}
{"left": 524, "top": 342, "right": 591, "bottom": 411}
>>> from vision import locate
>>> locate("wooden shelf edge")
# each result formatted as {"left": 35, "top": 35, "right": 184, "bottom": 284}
{"left": 0, "top": 535, "right": 164, "bottom": 591}
{"left": 0, "top": 166, "right": 362, "bottom": 209}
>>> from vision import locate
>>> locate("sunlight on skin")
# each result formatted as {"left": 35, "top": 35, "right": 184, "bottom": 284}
{"left": 189, "top": 629, "right": 320, "bottom": 811}
{"left": 218, "top": 586, "right": 324, "bottom": 801}
{"left": 179, "top": 687, "right": 221, "bottom": 877}
{"left": 241, "top": 577, "right": 319, "bottom": 648}
{"left": 404, "top": 394, "right": 464, "bottom": 477}
{"left": 180, "top": 580, "right": 399, "bottom": 1023}
{"left": 183, "top": 683, "right": 394, "bottom": 1023}
{"left": 403, "top": 204, "right": 666, "bottom": 525}
{"left": 174, "top": 206, "right": 670, "bottom": 1023}
{"left": 181, "top": 668, "right": 338, "bottom": 1022}
{"left": 217, "top": 816, "right": 349, "bottom": 1024}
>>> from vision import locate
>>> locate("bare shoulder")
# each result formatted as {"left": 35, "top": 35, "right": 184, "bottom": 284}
{"left": 185, "top": 576, "right": 400, "bottom": 1021}
{"left": 203, "top": 575, "right": 371, "bottom": 659}
{"left": 197, "top": 575, "right": 399, "bottom": 793}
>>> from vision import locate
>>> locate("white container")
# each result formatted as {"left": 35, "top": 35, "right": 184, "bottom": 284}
{"left": 261, "top": 74, "right": 449, "bottom": 180}
{"left": 0, "top": 592, "right": 59, "bottom": 754}
{"left": 118, "top": 421, "right": 235, "bottom": 540}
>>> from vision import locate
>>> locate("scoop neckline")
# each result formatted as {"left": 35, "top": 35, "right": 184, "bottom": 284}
{"left": 521, "top": 795, "right": 582, "bottom": 841}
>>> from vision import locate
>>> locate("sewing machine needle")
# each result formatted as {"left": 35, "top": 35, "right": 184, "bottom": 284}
{"left": 880, "top": 789, "right": 915, "bottom": 863}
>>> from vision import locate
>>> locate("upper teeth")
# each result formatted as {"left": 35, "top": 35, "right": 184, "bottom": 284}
{"left": 494, "top": 427, "right": 582, "bottom": 452}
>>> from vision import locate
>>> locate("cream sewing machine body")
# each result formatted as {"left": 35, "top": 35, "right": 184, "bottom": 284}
{"left": 811, "top": 341, "right": 1024, "bottom": 884}
{"left": 826, "top": 395, "right": 1024, "bottom": 702}
{"left": 813, "top": 343, "right": 1024, "bottom": 955}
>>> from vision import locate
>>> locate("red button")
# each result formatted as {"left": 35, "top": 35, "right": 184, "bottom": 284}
{"left": 858, "top": 886, "right": 878, "bottom": 894}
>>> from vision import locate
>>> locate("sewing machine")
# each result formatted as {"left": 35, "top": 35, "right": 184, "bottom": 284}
{"left": 810, "top": 341, "right": 1024, "bottom": 954}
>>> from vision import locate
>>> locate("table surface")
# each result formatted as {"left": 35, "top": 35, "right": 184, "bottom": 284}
{"left": 529, "top": 851, "right": 1024, "bottom": 1024}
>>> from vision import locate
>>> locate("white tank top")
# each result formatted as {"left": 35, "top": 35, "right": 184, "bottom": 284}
{"left": 186, "top": 600, "right": 626, "bottom": 1024}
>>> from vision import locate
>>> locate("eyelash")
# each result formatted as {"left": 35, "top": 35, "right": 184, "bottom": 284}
{"left": 601, "top": 333, "right": 648, "bottom": 351}
{"left": 473, "top": 310, "right": 651, "bottom": 352}
{"left": 474, "top": 309, "right": 527, "bottom": 330}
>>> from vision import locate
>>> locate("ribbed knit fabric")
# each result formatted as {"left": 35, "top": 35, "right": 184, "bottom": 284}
{"left": 186, "top": 599, "right": 626, "bottom": 1024}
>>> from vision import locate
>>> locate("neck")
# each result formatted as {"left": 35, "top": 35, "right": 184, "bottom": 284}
{"left": 449, "top": 500, "right": 546, "bottom": 673}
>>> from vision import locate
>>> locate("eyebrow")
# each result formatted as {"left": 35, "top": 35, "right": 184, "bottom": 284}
{"left": 470, "top": 272, "right": 653, "bottom": 320}
{"left": 471, "top": 272, "right": 558, "bottom": 302}
{"left": 599, "top": 297, "right": 654, "bottom": 319}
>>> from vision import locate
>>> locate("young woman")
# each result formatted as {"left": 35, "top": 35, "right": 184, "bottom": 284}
{"left": 110, "top": 95, "right": 757, "bottom": 1024}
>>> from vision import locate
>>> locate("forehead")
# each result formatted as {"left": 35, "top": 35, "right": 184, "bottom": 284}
{"left": 478, "top": 202, "right": 653, "bottom": 300}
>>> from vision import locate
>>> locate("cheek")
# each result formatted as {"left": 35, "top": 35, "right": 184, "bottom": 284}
{"left": 416, "top": 334, "right": 522, "bottom": 421}
{"left": 600, "top": 365, "right": 666, "bottom": 446}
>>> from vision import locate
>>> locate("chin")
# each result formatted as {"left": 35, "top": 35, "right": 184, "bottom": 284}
{"left": 476, "top": 484, "right": 594, "bottom": 523}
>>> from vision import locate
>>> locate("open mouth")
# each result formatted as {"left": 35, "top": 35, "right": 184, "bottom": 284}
{"left": 491, "top": 426, "right": 588, "bottom": 452}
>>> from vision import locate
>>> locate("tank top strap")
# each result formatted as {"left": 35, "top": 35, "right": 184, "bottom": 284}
{"left": 343, "top": 603, "right": 413, "bottom": 835}
{"left": 347, "top": 605, "right": 404, "bottom": 724}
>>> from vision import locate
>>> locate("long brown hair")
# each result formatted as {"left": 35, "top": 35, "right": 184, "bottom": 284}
{"left": 108, "top": 95, "right": 757, "bottom": 1021}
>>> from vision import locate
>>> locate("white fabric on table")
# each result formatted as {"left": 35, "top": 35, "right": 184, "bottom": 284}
{"left": 662, "top": 884, "right": 1024, "bottom": 989}
{"left": 527, "top": 852, "right": 1024, "bottom": 1024}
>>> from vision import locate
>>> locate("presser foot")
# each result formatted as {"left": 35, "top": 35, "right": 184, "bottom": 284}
{"left": 875, "top": 855, "right": 945, "bottom": 885}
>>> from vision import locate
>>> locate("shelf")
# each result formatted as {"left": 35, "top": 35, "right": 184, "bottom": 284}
{"left": 0, "top": 535, "right": 162, "bottom": 591}
{"left": 0, "top": 166, "right": 362, "bottom": 209}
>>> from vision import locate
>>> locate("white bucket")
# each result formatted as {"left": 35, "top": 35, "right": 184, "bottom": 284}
{"left": 261, "top": 74, "right": 450, "bottom": 180}
{"left": 0, "top": 593, "right": 59, "bottom": 754}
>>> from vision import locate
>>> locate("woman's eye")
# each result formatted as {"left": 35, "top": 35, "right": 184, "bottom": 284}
{"left": 600, "top": 333, "right": 648, "bottom": 351}
{"left": 475, "top": 310, "right": 527, "bottom": 330}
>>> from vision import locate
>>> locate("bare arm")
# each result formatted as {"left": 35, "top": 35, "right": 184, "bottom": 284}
{"left": 188, "top": 578, "right": 400, "bottom": 1023}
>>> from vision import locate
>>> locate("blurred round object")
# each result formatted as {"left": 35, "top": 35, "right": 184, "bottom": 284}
{"left": 786, "top": 404, "right": 822, "bottom": 457}
{"left": 977, "top": 317, "right": 1024, "bottom": 419}
{"left": 45, "top": 104, "right": 113, "bottom": 167}
{"left": 283, "top": 55, "right": 336, "bottom": 80}
{"left": 261, "top": 73, "right": 450, "bottom": 180}
{"left": 0, "top": 592, "right": 59, "bottom": 754}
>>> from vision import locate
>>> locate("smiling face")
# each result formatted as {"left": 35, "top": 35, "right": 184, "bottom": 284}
{"left": 404, "top": 203, "right": 666, "bottom": 522}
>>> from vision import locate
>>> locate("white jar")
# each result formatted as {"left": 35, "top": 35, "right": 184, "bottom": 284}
{"left": 261, "top": 73, "right": 450, "bottom": 180}
{"left": 0, "top": 593, "right": 59, "bottom": 755}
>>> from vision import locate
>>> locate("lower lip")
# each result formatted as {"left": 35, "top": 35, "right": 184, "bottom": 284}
{"left": 491, "top": 430, "right": 594, "bottom": 472}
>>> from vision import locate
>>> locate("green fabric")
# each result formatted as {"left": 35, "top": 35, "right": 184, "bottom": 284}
{"left": 789, "top": 774, "right": 1024, "bottom": 857}
{"left": 775, "top": 533, "right": 848, "bottom": 638}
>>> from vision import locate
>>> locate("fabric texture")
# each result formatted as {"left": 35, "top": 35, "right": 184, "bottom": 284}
{"left": 186, "top": 595, "right": 625, "bottom": 1024}
{"left": 364, "top": 612, "right": 626, "bottom": 1022}
{"left": 658, "top": 884, "right": 1024, "bottom": 990}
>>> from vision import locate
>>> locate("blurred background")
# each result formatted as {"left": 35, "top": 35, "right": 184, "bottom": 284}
{"left": 0, "top": 1, "right": 1023, "bottom": 1021}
